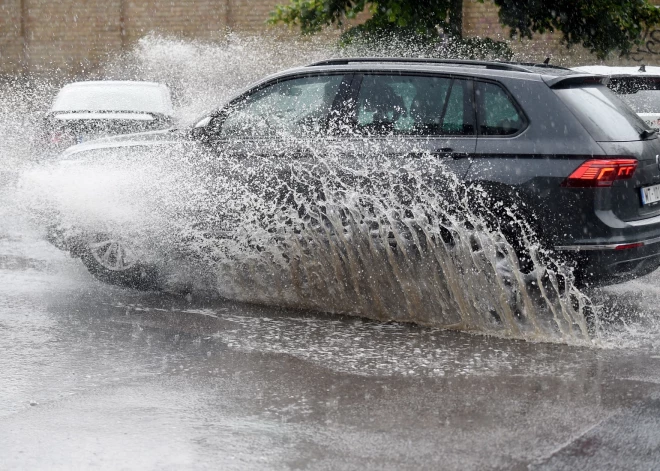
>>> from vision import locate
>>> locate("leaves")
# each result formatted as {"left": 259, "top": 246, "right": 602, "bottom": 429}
{"left": 337, "top": 26, "right": 513, "bottom": 60}
{"left": 484, "top": 0, "right": 660, "bottom": 58}
{"left": 270, "top": 0, "right": 660, "bottom": 59}
{"left": 269, "top": 0, "right": 464, "bottom": 37}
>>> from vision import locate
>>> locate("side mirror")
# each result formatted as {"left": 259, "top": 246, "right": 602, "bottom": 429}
{"left": 186, "top": 116, "right": 210, "bottom": 141}
{"left": 194, "top": 116, "right": 212, "bottom": 128}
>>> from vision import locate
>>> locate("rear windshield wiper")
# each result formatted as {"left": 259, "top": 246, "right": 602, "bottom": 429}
{"left": 641, "top": 129, "right": 657, "bottom": 140}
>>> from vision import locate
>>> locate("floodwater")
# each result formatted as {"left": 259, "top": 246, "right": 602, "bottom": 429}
{"left": 3, "top": 213, "right": 660, "bottom": 470}
{"left": 2, "top": 36, "right": 660, "bottom": 469}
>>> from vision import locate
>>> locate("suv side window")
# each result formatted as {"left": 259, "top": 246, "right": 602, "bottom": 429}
{"left": 218, "top": 75, "right": 345, "bottom": 138}
{"left": 354, "top": 75, "right": 474, "bottom": 136}
{"left": 475, "top": 81, "right": 524, "bottom": 136}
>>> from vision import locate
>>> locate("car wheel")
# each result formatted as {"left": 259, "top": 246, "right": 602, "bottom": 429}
{"left": 466, "top": 188, "right": 542, "bottom": 274}
{"left": 80, "top": 234, "right": 160, "bottom": 290}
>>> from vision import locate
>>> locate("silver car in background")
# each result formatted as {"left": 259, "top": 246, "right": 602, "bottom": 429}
{"left": 573, "top": 65, "right": 660, "bottom": 130}
{"left": 43, "top": 81, "right": 174, "bottom": 150}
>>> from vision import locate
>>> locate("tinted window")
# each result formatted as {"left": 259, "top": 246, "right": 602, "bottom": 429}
{"left": 475, "top": 81, "right": 524, "bottom": 136}
{"left": 555, "top": 85, "right": 648, "bottom": 141}
{"left": 218, "top": 75, "right": 344, "bottom": 138}
{"left": 354, "top": 75, "right": 474, "bottom": 136}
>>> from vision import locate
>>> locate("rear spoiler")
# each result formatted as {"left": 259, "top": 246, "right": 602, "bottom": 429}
{"left": 543, "top": 74, "right": 609, "bottom": 88}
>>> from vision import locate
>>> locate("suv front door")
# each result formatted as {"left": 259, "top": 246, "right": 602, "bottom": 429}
{"left": 197, "top": 73, "right": 352, "bottom": 213}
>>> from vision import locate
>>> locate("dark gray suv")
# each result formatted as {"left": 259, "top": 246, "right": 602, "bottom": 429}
{"left": 49, "top": 58, "right": 660, "bottom": 288}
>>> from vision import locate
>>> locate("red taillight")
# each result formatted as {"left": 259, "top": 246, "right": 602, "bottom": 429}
{"left": 561, "top": 159, "right": 637, "bottom": 188}
{"left": 614, "top": 242, "right": 644, "bottom": 250}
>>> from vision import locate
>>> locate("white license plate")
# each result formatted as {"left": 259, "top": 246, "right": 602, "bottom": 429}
{"left": 641, "top": 184, "right": 660, "bottom": 205}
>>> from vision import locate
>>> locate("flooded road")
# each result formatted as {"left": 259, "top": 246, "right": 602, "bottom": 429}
{"left": 2, "top": 229, "right": 660, "bottom": 470}
{"left": 3, "top": 36, "right": 660, "bottom": 470}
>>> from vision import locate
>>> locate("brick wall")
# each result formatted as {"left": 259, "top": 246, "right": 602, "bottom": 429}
{"left": 13, "top": 0, "right": 234, "bottom": 74}
{"left": 1, "top": 0, "right": 285, "bottom": 75}
{"left": 23, "top": 0, "right": 123, "bottom": 73}
{"left": 228, "top": 0, "right": 279, "bottom": 33}
{"left": 0, "top": 0, "right": 22, "bottom": 74}
{"left": 3, "top": 0, "right": 660, "bottom": 75}
{"left": 123, "top": 0, "right": 228, "bottom": 44}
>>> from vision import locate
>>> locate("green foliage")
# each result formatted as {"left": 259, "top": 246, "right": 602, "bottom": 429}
{"left": 339, "top": 26, "right": 513, "bottom": 60}
{"left": 269, "top": 0, "right": 464, "bottom": 37}
{"left": 456, "top": 36, "right": 514, "bottom": 60}
{"left": 270, "top": 0, "right": 660, "bottom": 59}
{"left": 488, "top": 0, "right": 660, "bottom": 59}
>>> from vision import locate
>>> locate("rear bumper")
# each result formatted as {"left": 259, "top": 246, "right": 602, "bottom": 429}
{"left": 555, "top": 237, "right": 660, "bottom": 285}
{"left": 555, "top": 236, "right": 660, "bottom": 252}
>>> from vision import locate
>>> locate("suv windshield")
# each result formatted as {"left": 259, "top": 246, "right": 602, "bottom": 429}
{"left": 554, "top": 84, "right": 648, "bottom": 141}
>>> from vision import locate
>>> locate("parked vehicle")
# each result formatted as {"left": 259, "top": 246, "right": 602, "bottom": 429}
{"left": 47, "top": 58, "right": 660, "bottom": 289}
{"left": 572, "top": 65, "right": 660, "bottom": 130}
{"left": 42, "top": 81, "right": 174, "bottom": 151}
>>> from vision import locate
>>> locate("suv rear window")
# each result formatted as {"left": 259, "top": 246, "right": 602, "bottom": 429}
{"left": 554, "top": 85, "right": 648, "bottom": 141}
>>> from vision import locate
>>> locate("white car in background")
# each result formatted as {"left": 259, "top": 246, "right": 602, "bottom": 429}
{"left": 572, "top": 65, "right": 660, "bottom": 130}
{"left": 43, "top": 81, "right": 174, "bottom": 151}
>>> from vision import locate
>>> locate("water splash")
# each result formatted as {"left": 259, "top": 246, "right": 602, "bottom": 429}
{"left": 15, "top": 135, "right": 596, "bottom": 344}
{"left": 5, "top": 34, "right": 658, "bottom": 346}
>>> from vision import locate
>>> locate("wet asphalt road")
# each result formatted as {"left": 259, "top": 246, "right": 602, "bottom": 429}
{"left": 2, "top": 233, "right": 660, "bottom": 470}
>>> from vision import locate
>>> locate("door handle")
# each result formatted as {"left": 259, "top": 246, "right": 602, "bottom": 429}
{"left": 433, "top": 148, "right": 469, "bottom": 159}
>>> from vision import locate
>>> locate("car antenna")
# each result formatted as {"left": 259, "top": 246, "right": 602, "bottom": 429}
{"left": 639, "top": 64, "right": 647, "bottom": 72}
{"left": 543, "top": 57, "right": 550, "bottom": 65}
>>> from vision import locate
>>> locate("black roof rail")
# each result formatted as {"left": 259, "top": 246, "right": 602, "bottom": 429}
{"left": 306, "top": 57, "right": 569, "bottom": 72}
{"left": 501, "top": 61, "right": 570, "bottom": 71}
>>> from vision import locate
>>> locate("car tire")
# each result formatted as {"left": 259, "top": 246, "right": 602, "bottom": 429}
{"left": 465, "top": 187, "right": 547, "bottom": 274}
{"left": 79, "top": 234, "right": 160, "bottom": 291}
{"left": 487, "top": 200, "right": 539, "bottom": 274}
{"left": 475, "top": 192, "right": 580, "bottom": 296}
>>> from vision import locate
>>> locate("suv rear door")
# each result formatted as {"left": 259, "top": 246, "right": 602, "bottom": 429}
{"left": 470, "top": 79, "right": 531, "bottom": 185}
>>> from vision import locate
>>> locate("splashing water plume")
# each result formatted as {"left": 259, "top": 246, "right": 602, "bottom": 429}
{"left": 6, "top": 33, "right": 659, "bottom": 346}
{"left": 16, "top": 132, "right": 595, "bottom": 344}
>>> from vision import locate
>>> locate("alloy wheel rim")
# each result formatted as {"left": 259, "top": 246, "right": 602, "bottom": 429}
{"left": 88, "top": 237, "right": 137, "bottom": 271}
